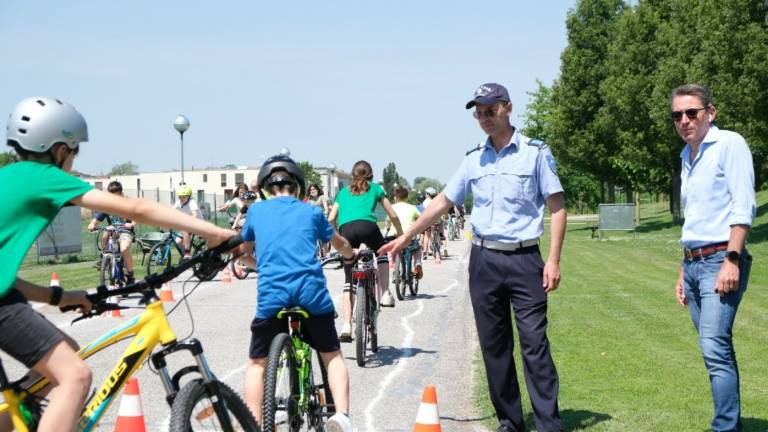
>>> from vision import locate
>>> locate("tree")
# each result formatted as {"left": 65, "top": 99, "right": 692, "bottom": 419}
{"left": 382, "top": 162, "right": 400, "bottom": 198}
{"left": 412, "top": 177, "right": 444, "bottom": 195}
{"left": 297, "top": 161, "right": 321, "bottom": 187}
{"left": 0, "top": 151, "right": 17, "bottom": 167}
{"left": 550, "top": 0, "right": 628, "bottom": 203}
{"left": 109, "top": 161, "right": 139, "bottom": 176}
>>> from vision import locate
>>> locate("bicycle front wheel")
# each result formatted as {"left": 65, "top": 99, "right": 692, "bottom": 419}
{"left": 354, "top": 280, "right": 368, "bottom": 367}
{"left": 168, "top": 379, "right": 258, "bottom": 432}
{"left": 99, "top": 254, "right": 114, "bottom": 287}
{"left": 263, "top": 333, "right": 299, "bottom": 432}
{"left": 191, "top": 239, "right": 218, "bottom": 282}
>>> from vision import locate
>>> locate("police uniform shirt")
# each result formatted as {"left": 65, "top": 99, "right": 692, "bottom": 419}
{"left": 443, "top": 129, "right": 563, "bottom": 243}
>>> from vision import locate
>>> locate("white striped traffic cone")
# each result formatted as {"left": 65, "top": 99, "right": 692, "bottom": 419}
{"left": 413, "top": 385, "right": 441, "bottom": 431}
{"left": 113, "top": 377, "right": 146, "bottom": 432}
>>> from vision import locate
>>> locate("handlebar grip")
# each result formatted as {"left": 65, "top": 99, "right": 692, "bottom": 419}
{"left": 209, "top": 235, "right": 244, "bottom": 254}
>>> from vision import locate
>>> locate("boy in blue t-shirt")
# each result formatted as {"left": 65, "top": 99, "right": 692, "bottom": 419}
{"left": 238, "top": 155, "right": 355, "bottom": 431}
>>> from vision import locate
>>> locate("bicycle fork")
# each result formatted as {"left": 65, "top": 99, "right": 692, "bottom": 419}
{"left": 151, "top": 338, "right": 236, "bottom": 432}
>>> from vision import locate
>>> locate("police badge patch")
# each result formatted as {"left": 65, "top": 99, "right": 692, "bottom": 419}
{"left": 546, "top": 154, "right": 557, "bottom": 174}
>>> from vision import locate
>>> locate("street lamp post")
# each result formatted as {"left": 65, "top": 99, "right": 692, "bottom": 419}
{"left": 329, "top": 163, "right": 337, "bottom": 199}
{"left": 173, "top": 115, "right": 190, "bottom": 185}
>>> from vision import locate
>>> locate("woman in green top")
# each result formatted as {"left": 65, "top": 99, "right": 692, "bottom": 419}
{"left": 328, "top": 160, "right": 402, "bottom": 341}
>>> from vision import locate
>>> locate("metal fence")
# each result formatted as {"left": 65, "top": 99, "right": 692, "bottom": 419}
{"left": 22, "top": 190, "right": 234, "bottom": 267}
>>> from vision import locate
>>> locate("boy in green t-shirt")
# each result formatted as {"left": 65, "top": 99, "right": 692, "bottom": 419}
{"left": 0, "top": 97, "right": 236, "bottom": 432}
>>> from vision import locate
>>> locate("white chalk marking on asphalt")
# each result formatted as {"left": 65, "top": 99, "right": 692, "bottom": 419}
{"left": 363, "top": 277, "right": 459, "bottom": 431}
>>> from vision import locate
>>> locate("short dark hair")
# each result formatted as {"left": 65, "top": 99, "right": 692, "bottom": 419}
{"left": 394, "top": 186, "right": 409, "bottom": 200}
{"left": 107, "top": 181, "right": 123, "bottom": 193}
{"left": 670, "top": 84, "right": 713, "bottom": 108}
{"left": 267, "top": 171, "right": 298, "bottom": 196}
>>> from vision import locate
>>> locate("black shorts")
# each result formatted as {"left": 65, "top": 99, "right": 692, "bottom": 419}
{"left": 249, "top": 312, "right": 340, "bottom": 359}
{"left": 0, "top": 290, "right": 66, "bottom": 368}
{"left": 339, "top": 220, "right": 388, "bottom": 284}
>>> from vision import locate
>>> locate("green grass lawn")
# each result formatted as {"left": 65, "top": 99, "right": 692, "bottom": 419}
{"left": 474, "top": 194, "right": 768, "bottom": 431}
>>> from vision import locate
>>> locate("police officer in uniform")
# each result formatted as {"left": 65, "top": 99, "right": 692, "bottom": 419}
{"left": 380, "top": 83, "right": 566, "bottom": 432}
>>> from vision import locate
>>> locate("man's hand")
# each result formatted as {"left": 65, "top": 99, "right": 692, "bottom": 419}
{"left": 715, "top": 260, "right": 740, "bottom": 296}
{"left": 378, "top": 235, "right": 409, "bottom": 256}
{"left": 60, "top": 291, "right": 93, "bottom": 314}
{"left": 542, "top": 260, "right": 561, "bottom": 293}
{"left": 675, "top": 269, "right": 687, "bottom": 306}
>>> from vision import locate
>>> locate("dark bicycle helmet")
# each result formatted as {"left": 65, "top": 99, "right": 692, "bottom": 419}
{"left": 241, "top": 191, "right": 258, "bottom": 201}
{"left": 257, "top": 155, "right": 306, "bottom": 198}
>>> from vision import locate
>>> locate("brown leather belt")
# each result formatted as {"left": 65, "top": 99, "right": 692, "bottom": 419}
{"left": 683, "top": 242, "right": 728, "bottom": 260}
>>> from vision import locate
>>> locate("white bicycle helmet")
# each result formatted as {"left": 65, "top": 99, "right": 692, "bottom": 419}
{"left": 425, "top": 187, "right": 437, "bottom": 197}
{"left": 6, "top": 97, "right": 88, "bottom": 153}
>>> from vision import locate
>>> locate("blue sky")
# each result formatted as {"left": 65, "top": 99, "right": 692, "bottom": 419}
{"left": 0, "top": 1, "right": 573, "bottom": 184}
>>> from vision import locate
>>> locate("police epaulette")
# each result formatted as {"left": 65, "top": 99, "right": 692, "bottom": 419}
{"left": 527, "top": 138, "right": 546, "bottom": 149}
{"left": 465, "top": 143, "right": 483, "bottom": 156}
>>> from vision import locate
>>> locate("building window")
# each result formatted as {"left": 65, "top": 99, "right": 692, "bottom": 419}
{"left": 235, "top": 173, "right": 244, "bottom": 185}
{"left": 220, "top": 173, "right": 227, "bottom": 187}
{"left": 203, "top": 173, "right": 208, "bottom": 183}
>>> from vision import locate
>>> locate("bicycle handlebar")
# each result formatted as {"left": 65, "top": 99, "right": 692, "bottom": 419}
{"left": 60, "top": 235, "right": 244, "bottom": 321}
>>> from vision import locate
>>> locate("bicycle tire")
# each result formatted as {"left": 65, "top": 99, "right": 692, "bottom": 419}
{"left": 99, "top": 253, "right": 114, "bottom": 287}
{"left": 168, "top": 378, "right": 259, "bottom": 432}
{"left": 354, "top": 279, "right": 367, "bottom": 367}
{"left": 393, "top": 257, "right": 404, "bottom": 301}
{"left": 369, "top": 277, "right": 378, "bottom": 353}
{"left": 230, "top": 258, "right": 249, "bottom": 280}
{"left": 191, "top": 239, "right": 218, "bottom": 282}
{"left": 147, "top": 242, "right": 172, "bottom": 275}
{"left": 263, "top": 333, "right": 299, "bottom": 432}
{"left": 410, "top": 277, "right": 419, "bottom": 296}
{"left": 315, "top": 350, "right": 335, "bottom": 419}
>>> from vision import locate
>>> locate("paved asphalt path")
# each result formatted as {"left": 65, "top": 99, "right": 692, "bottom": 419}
{"left": 2, "top": 233, "right": 490, "bottom": 431}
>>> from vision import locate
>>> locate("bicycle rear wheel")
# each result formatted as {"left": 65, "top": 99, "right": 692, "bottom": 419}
{"left": 393, "top": 257, "right": 404, "bottom": 301}
{"left": 263, "top": 333, "right": 299, "bottom": 432}
{"left": 354, "top": 280, "right": 368, "bottom": 367}
{"left": 191, "top": 238, "right": 218, "bottom": 281}
{"left": 230, "top": 258, "right": 249, "bottom": 280}
{"left": 168, "top": 379, "right": 258, "bottom": 432}
{"left": 147, "top": 242, "right": 172, "bottom": 275}
{"left": 369, "top": 278, "right": 378, "bottom": 353}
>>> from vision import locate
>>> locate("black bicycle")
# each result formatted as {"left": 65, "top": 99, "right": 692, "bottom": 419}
{"left": 94, "top": 226, "right": 128, "bottom": 288}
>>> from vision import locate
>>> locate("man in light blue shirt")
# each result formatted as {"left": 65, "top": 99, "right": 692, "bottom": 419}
{"left": 672, "top": 84, "right": 755, "bottom": 432}
{"left": 381, "top": 83, "right": 566, "bottom": 432}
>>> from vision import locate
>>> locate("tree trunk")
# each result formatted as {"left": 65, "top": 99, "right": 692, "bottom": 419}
{"left": 607, "top": 181, "right": 616, "bottom": 203}
{"left": 671, "top": 166, "right": 682, "bottom": 223}
{"left": 625, "top": 185, "right": 634, "bottom": 204}
{"left": 600, "top": 181, "right": 606, "bottom": 203}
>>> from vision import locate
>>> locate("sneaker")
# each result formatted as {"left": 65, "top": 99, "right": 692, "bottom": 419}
{"left": 325, "top": 412, "right": 352, "bottom": 432}
{"left": 380, "top": 290, "right": 395, "bottom": 308}
{"left": 339, "top": 322, "right": 352, "bottom": 342}
{"left": 414, "top": 264, "right": 423, "bottom": 280}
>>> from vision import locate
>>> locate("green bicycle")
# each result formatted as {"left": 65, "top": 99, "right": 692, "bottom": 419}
{"left": 262, "top": 307, "right": 336, "bottom": 432}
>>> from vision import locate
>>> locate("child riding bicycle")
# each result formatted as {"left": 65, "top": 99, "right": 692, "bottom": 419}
{"left": 386, "top": 186, "right": 423, "bottom": 279}
{"left": 172, "top": 185, "right": 204, "bottom": 259}
{"left": 236, "top": 155, "right": 356, "bottom": 431}
{"left": 0, "top": 97, "right": 235, "bottom": 432}
{"left": 87, "top": 180, "right": 137, "bottom": 284}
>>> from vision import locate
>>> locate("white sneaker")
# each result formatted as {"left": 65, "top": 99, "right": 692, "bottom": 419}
{"left": 339, "top": 322, "right": 352, "bottom": 342}
{"left": 325, "top": 412, "right": 352, "bottom": 432}
{"left": 380, "top": 290, "right": 395, "bottom": 307}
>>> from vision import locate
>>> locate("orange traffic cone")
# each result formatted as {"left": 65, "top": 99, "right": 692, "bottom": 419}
{"left": 413, "top": 385, "right": 441, "bottom": 431}
{"left": 159, "top": 282, "right": 175, "bottom": 302}
{"left": 109, "top": 296, "right": 122, "bottom": 318}
{"left": 114, "top": 377, "right": 146, "bottom": 432}
{"left": 49, "top": 272, "right": 60, "bottom": 287}
{"left": 222, "top": 266, "right": 232, "bottom": 284}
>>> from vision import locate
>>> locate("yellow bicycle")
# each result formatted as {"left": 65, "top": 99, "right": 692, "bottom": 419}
{"left": 0, "top": 236, "right": 260, "bottom": 431}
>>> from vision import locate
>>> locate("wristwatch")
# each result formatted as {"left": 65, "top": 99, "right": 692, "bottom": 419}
{"left": 726, "top": 250, "right": 741, "bottom": 263}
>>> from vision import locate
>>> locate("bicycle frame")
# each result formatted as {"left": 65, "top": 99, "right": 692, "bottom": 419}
{"left": 278, "top": 311, "right": 315, "bottom": 415}
{"left": 0, "top": 299, "right": 217, "bottom": 431}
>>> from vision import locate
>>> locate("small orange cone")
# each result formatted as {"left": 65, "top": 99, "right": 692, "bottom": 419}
{"left": 222, "top": 266, "right": 232, "bottom": 284}
{"left": 109, "top": 296, "right": 123, "bottom": 318}
{"left": 159, "top": 282, "right": 175, "bottom": 302}
{"left": 49, "top": 272, "right": 60, "bottom": 287}
{"left": 114, "top": 377, "right": 146, "bottom": 432}
{"left": 413, "top": 385, "right": 441, "bottom": 431}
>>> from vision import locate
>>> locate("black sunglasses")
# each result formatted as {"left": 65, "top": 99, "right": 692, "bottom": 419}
{"left": 671, "top": 107, "right": 707, "bottom": 122}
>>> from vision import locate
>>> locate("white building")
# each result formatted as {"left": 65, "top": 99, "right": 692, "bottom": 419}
{"left": 83, "top": 166, "right": 350, "bottom": 212}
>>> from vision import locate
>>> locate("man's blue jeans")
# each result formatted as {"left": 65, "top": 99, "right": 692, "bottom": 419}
{"left": 683, "top": 250, "right": 752, "bottom": 432}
